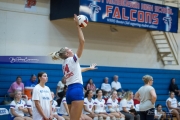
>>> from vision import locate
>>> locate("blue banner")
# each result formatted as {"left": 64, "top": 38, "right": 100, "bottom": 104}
{"left": 79, "top": 0, "right": 178, "bottom": 33}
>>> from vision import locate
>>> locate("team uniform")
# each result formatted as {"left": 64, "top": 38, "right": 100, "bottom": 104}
{"left": 9, "top": 100, "right": 27, "bottom": 119}
{"left": 59, "top": 97, "right": 68, "bottom": 116}
{"left": 52, "top": 100, "right": 58, "bottom": 114}
{"left": 83, "top": 98, "right": 95, "bottom": 114}
{"left": 107, "top": 98, "right": 119, "bottom": 112}
{"left": 26, "top": 99, "right": 33, "bottom": 117}
{"left": 32, "top": 84, "right": 52, "bottom": 120}
{"left": 166, "top": 97, "right": 178, "bottom": 112}
{"left": 94, "top": 98, "right": 106, "bottom": 113}
{"left": 62, "top": 54, "right": 84, "bottom": 104}
{"left": 120, "top": 99, "right": 134, "bottom": 111}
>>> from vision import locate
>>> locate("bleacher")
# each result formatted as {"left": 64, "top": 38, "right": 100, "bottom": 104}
{"left": 0, "top": 63, "right": 180, "bottom": 110}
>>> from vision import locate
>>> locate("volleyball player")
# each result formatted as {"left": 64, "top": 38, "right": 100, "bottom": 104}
{"left": 50, "top": 14, "right": 97, "bottom": 120}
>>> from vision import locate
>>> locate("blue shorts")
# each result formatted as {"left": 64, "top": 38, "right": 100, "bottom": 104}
{"left": 66, "top": 83, "right": 84, "bottom": 104}
{"left": 58, "top": 114, "right": 68, "bottom": 116}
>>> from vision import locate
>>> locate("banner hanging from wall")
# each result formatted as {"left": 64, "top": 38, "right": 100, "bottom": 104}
{"left": 79, "top": 0, "right": 179, "bottom": 33}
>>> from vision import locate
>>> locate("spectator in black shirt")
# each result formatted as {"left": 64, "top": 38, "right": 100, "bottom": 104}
{"left": 169, "top": 78, "right": 180, "bottom": 96}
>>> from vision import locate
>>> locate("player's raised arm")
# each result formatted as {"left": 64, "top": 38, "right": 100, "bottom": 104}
{"left": 81, "top": 63, "right": 97, "bottom": 72}
{"left": 74, "top": 14, "right": 85, "bottom": 58}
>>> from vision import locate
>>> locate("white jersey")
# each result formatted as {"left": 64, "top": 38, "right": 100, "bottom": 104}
{"left": 166, "top": 97, "right": 178, "bottom": 111}
{"left": 155, "top": 109, "right": 163, "bottom": 120}
{"left": 107, "top": 98, "right": 118, "bottom": 110}
{"left": 94, "top": 98, "right": 106, "bottom": 113}
{"left": 59, "top": 97, "right": 68, "bottom": 115}
{"left": 10, "top": 100, "right": 27, "bottom": 117}
{"left": 32, "top": 84, "right": 52, "bottom": 120}
{"left": 83, "top": 98, "right": 94, "bottom": 114}
{"left": 52, "top": 100, "right": 58, "bottom": 114}
{"left": 120, "top": 99, "right": 128, "bottom": 111}
{"left": 126, "top": 99, "right": 135, "bottom": 110}
{"left": 26, "top": 99, "right": 32, "bottom": 116}
{"left": 63, "top": 54, "right": 82, "bottom": 86}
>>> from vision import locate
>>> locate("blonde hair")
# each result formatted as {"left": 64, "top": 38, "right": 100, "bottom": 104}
{"left": 142, "top": 75, "right": 153, "bottom": 84}
{"left": 122, "top": 91, "right": 133, "bottom": 100}
{"left": 14, "top": 90, "right": 22, "bottom": 101}
{"left": 50, "top": 47, "right": 68, "bottom": 60}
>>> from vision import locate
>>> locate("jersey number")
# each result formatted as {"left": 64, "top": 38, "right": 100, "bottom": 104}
{"left": 64, "top": 64, "right": 70, "bottom": 74}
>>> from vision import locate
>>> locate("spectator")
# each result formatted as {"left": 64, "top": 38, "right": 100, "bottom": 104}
{"left": 101, "top": 77, "right": 111, "bottom": 97}
{"left": 57, "top": 85, "right": 68, "bottom": 106}
{"left": 10, "top": 90, "right": 32, "bottom": 120}
{"left": 107, "top": 90, "right": 125, "bottom": 120}
{"left": 59, "top": 96, "right": 70, "bottom": 120}
{"left": 120, "top": 91, "right": 140, "bottom": 120}
{"left": 51, "top": 91, "right": 65, "bottom": 120}
{"left": 166, "top": 91, "right": 180, "bottom": 120}
{"left": 8, "top": 76, "right": 24, "bottom": 98}
{"left": 27, "top": 92, "right": 33, "bottom": 118}
{"left": 86, "top": 78, "right": 96, "bottom": 94}
{"left": 169, "top": 78, "right": 180, "bottom": 96}
{"left": 83, "top": 90, "right": 98, "bottom": 120}
{"left": 56, "top": 77, "right": 66, "bottom": 97}
{"left": 25, "top": 74, "right": 37, "bottom": 87}
{"left": 154, "top": 104, "right": 167, "bottom": 120}
{"left": 135, "top": 75, "right": 157, "bottom": 120}
{"left": 94, "top": 89, "right": 115, "bottom": 120}
{"left": 111, "top": 75, "right": 123, "bottom": 92}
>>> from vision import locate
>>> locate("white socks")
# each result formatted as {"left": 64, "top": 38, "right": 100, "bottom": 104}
{"left": 112, "top": 117, "right": 116, "bottom": 120}
{"left": 120, "top": 118, "right": 125, "bottom": 120}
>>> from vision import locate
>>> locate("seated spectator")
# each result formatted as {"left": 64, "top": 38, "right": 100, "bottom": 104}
{"left": 59, "top": 96, "right": 70, "bottom": 120}
{"left": 120, "top": 91, "right": 140, "bottom": 120}
{"left": 57, "top": 85, "right": 67, "bottom": 106}
{"left": 107, "top": 90, "right": 125, "bottom": 120}
{"left": 10, "top": 90, "right": 32, "bottom": 120}
{"left": 111, "top": 75, "right": 124, "bottom": 93}
{"left": 101, "top": 77, "right": 111, "bottom": 97}
{"left": 94, "top": 89, "right": 115, "bottom": 120}
{"left": 83, "top": 90, "right": 98, "bottom": 120}
{"left": 166, "top": 91, "right": 180, "bottom": 120}
{"left": 86, "top": 78, "right": 96, "bottom": 95}
{"left": 8, "top": 76, "right": 24, "bottom": 98}
{"left": 56, "top": 77, "right": 66, "bottom": 98}
{"left": 51, "top": 91, "right": 65, "bottom": 120}
{"left": 169, "top": 78, "right": 180, "bottom": 96}
{"left": 154, "top": 104, "right": 167, "bottom": 120}
{"left": 56, "top": 77, "right": 66, "bottom": 105}
{"left": 24, "top": 74, "right": 37, "bottom": 87}
{"left": 27, "top": 92, "right": 33, "bottom": 118}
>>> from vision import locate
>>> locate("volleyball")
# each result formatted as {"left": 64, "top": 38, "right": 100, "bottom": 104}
{"left": 77, "top": 15, "right": 88, "bottom": 28}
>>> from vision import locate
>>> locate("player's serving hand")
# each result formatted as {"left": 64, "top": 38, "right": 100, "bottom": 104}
{"left": 74, "top": 14, "right": 79, "bottom": 27}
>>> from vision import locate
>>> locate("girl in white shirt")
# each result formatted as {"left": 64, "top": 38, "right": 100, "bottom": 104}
{"left": 84, "top": 90, "right": 98, "bottom": 120}
{"left": 107, "top": 91, "right": 125, "bottom": 120}
{"left": 94, "top": 90, "right": 114, "bottom": 120}
{"left": 32, "top": 72, "right": 53, "bottom": 120}
{"left": 51, "top": 91, "right": 65, "bottom": 120}
{"left": 154, "top": 104, "right": 167, "bottom": 120}
{"left": 10, "top": 90, "right": 32, "bottom": 120}
{"left": 166, "top": 91, "right": 180, "bottom": 120}
{"left": 120, "top": 91, "right": 140, "bottom": 120}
